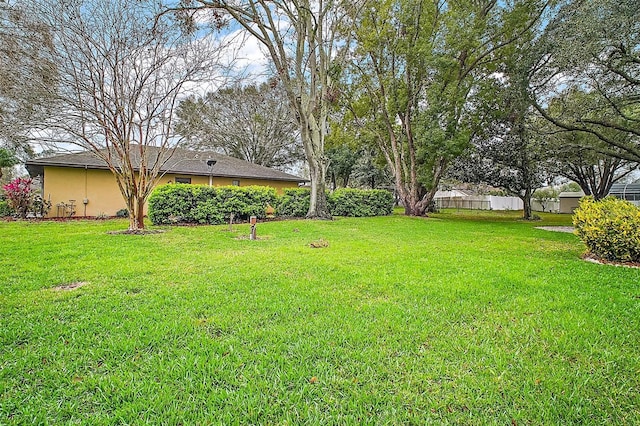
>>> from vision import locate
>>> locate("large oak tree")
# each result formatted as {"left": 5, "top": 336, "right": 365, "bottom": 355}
{"left": 344, "top": 0, "right": 552, "bottom": 216}
{"left": 176, "top": 83, "right": 303, "bottom": 170}
{"left": 533, "top": 0, "right": 639, "bottom": 162}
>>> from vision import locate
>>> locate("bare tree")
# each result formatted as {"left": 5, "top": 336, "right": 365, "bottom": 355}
{"left": 176, "top": 82, "right": 303, "bottom": 170}
{"left": 168, "top": 0, "right": 357, "bottom": 219}
{"left": 30, "top": 0, "right": 229, "bottom": 231}
{"left": 0, "top": 1, "right": 56, "bottom": 159}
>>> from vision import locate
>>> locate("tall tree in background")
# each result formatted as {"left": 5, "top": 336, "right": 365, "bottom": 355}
{"left": 345, "top": 0, "right": 551, "bottom": 216}
{"left": 547, "top": 130, "right": 637, "bottom": 200}
{"left": 30, "top": 0, "right": 227, "bottom": 231}
{"left": 533, "top": 0, "right": 639, "bottom": 162}
{"left": 0, "top": 148, "right": 17, "bottom": 181}
{"left": 449, "top": 14, "right": 555, "bottom": 220}
{"left": 168, "top": 0, "right": 357, "bottom": 219}
{"left": 0, "top": 1, "right": 56, "bottom": 160}
{"left": 176, "top": 83, "right": 303, "bottom": 170}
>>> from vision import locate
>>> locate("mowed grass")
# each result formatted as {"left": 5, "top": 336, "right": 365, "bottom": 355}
{"left": 1, "top": 211, "right": 639, "bottom": 424}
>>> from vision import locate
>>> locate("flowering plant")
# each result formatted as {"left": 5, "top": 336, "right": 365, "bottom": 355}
{"left": 2, "top": 177, "right": 35, "bottom": 218}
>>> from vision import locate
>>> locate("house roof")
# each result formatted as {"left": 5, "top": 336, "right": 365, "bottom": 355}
{"left": 25, "top": 145, "right": 306, "bottom": 183}
{"left": 558, "top": 191, "right": 585, "bottom": 198}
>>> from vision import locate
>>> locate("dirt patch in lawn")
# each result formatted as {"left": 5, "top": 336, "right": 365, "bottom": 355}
{"left": 53, "top": 281, "right": 88, "bottom": 291}
{"left": 107, "top": 229, "right": 165, "bottom": 235}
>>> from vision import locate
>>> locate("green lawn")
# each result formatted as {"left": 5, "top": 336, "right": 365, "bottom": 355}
{"left": 1, "top": 211, "right": 638, "bottom": 424}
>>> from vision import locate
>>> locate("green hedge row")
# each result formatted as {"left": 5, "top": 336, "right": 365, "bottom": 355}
{"left": 148, "top": 185, "right": 277, "bottom": 225}
{"left": 275, "top": 188, "right": 312, "bottom": 218}
{"left": 276, "top": 188, "right": 394, "bottom": 218}
{"left": 148, "top": 185, "right": 395, "bottom": 224}
{"left": 329, "top": 188, "right": 394, "bottom": 217}
{"left": 573, "top": 196, "right": 640, "bottom": 263}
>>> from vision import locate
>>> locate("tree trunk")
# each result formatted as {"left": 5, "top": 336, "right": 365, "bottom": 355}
{"left": 307, "top": 156, "right": 331, "bottom": 219}
{"left": 125, "top": 194, "right": 145, "bottom": 231}
{"left": 127, "top": 204, "right": 138, "bottom": 231}
{"left": 521, "top": 189, "right": 534, "bottom": 220}
{"left": 136, "top": 197, "right": 145, "bottom": 229}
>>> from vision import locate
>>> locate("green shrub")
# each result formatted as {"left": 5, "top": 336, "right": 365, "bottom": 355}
{"left": 0, "top": 199, "right": 13, "bottom": 217}
{"left": 148, "top": 184, "right": 197, "bottom": 224}
{"left": 148, "top": 184, "right": 277, "bottom": 225}
{"left": 238, "top": 186, "right": 279, "bottom": 219}
{"left": 328, "top": 188, "right": 394, "bottom": 217}
{"left": 116, "top": 208, "right": 129, "bottom": 218}
{"left": 276, "top": 188, "right": 310, "bottom": 218}
{"left": 191, "top": 199, "right": 225, "bottom": 224}
{"left": 573, "top": 196, "right": 640, "bottom": 262}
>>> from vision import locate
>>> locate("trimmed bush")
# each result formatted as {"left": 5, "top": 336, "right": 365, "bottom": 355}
{"left": 573, "top": 196, "right": 640, "bottom": 262}
{"left": 116, "top": 208, "right": 129, "bottom": 218}
{"left": 148, "top": 184, "right": 277, "bottom": 225}
{"left": 329, "top": 188, "right": 394, "bottom": 217}
{"left": 191, "top": 199, "right": 225, "bottom": 224}
{"left": 0, "top": 200, "right": 13, "bottom": 217}
{"left": 148, "top": 184, "right": 199, "bottom": 224}
{"left": 275, "top": 188, "right": 311, "bottom": 218}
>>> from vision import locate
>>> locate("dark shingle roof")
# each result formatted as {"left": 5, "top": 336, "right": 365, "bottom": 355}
{"left": 26, "top": 145, "right": 306, "bottom": 183}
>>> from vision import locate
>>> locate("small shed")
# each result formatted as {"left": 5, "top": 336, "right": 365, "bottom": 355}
{"left": 558, "top": 191, "right": 585, "bottom": 214}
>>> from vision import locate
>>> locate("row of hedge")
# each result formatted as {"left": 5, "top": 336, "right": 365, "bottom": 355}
{"left": 148, "top": 185, "right": 278, "bottom": 225}
{"left": 148, "top": 185, "right": 394, "bottom": 225}
{"left": 276, "top": 187, "right": 394, "bottom": 218}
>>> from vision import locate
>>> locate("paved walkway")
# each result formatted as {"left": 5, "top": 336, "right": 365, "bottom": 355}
{"left": 535, "top": 226, "right": 575, "bottom": 233}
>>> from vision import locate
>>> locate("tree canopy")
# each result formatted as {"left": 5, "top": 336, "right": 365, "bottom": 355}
{"left": 176, "top": 83, "right": 303, "bottom": 170}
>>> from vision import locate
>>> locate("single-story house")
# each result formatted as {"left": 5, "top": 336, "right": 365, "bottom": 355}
{"left": 25, "top": 146, "right": 306, "bottom": 218}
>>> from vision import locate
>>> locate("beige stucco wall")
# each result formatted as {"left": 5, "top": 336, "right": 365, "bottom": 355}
{"left": 559, "top": 197, "right": 582, "bottom": 214}
{"left": 40, "top": 166, "right": 300, "bottom": 218}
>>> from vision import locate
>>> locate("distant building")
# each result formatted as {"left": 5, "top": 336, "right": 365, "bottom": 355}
{"left": 608, "top": 181, "right": 640, "bottom": 207}
{"left": 434, "top": 190, "right": 523, "bottom": 211}
{"left": 558, "top": 191, "right": 585, "bottom": 214}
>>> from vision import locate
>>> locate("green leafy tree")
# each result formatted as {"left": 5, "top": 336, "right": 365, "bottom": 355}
{"left": 547, "top": 129, "right": 637, "bottom": 200}
{"left": 533, "top": 0, "right": 639, "bottom": 162}
{"left": 449, "top": 27, "right": 555, "bottom": 220}
{"left": 532, "top": 187, "right": 558, "bottom": 212}
{"left": 345, "top": 0, "right": 551, "bottom": 216}
{"left": 0, "top": 148, "right": 18, "bottom": 181}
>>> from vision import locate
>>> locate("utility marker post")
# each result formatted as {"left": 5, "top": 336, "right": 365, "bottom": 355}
{"left": 250, "top": 216, "right": 257, "bottom": 240}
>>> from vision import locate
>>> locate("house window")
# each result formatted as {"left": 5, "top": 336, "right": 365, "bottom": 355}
{"left": 175, "top": 177, "right": 191, "bottom": 184}
{"left": 232, "top": 180, "right": 240, "bottom": 186}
